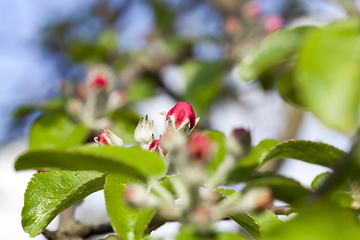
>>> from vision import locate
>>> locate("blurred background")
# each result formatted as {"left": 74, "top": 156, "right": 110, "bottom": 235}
{"left": 0, "top": 0, "right": 355, "bottom": 239}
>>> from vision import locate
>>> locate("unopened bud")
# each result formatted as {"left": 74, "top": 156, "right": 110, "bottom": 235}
{"left": 227, "top": 128, "right": 251, "bottom": 157}
{"left": 149, "top": 139, "right": 167, "bottom": 158}
{"left": 107, "top": 90, "right": 126, "bottom": 110}
{"left": 134, "top": 115, "right": 155, "bottom": 150}
{"left": 264, "top": 15, "right": 284, "bottom": 33}
{"left": 190, "top": 203, "right": 217, "bottom": 227}
{"left": 224, "top": 16, "right": 242, "bottom": 35}
{"left": 161, "top": 130, "right": 186, "bottom": 153}
{"left": 75, "top": 82, "right": 88, "bottom": 99}
{"left": 86, "top": 65, "right": 115, "bottom": 91}
{"left": 94, "top": 129, "right": 123, "bottom": 146}
{"left": 240, "top": 187, "right": 272, "bottom": 213}
{"left": 186, "top": 132, "right": 212, "bottom": 162}
{"left": 124, "top": 184, "right": 159, "bottom": 208}
{"left": 163, "top": 101, "right": 200, "bottom": 135}
{"left": 243, "top": 1, "right": 263, "bottom": 20}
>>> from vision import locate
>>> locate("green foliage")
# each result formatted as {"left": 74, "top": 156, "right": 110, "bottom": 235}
{"left": 15, "top": 146, "right": 166, "bottom": 180}
{"left": 182, "top": 60, "right": 226, "bottom": 116}
{"left": 126, "top": 77, "right": 158, "bottom": 104}
{"left": 243, "top": 173, "right": 310, "bottom": 204}
{"left": 311, "top": 172, "right": 332, "bottom": 191}
{"left": 29, "top": 111, "right": 89, "bottom": 148}
{"left": 227, "top": 139, "right": 279, "bottom": 183}
{"left": 217, "top": 188, "right": 282, "bottom": 239}
{"left": 22, "top": 171, "right": 105, "bottom": 237}
{"left": 205, "top": 130, "right": 227, "bottom": 176}
{"left": 266, "top": 200, "right": 360, "bottom": 240}
{"left": 238, "top": 26, "right": 317, "bottom": 81}
{"left": 295, "top": 19, "right": 360, "bottom": 132}
{"left": 262, "top": 140, "right": 346, "bottom": 168}
{"left": 109, "top": 108, "right": 142, "bottom": 144}
{"left": 176, "top": 225, "right": 248, "bottom": 240}
{"left": 13, "top": 98, "right": 65, "bottom": 119}
{"left": 104, "top": 174, "right": 155, "bottom": 240}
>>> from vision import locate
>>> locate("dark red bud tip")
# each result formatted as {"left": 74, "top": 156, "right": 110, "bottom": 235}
{"left": 186, "top": 132, "right": 212, "bottom": 161}
{"left": 92, "top": 75, "right": 108, "bottom": 89}
{"left": 149, "top": 139, "right": 167, "bottom": 156}
{"left": 166, "top": 101, "right": 196, "bottom": 129}
{"left": 232, "top": 128, "right": 251, "bottom": 146}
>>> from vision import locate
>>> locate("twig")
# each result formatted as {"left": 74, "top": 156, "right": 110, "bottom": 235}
{"left": 270, "top": 205, "right": 294, "bottom": 215}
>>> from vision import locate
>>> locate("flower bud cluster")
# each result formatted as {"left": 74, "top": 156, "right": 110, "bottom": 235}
{"left": 63, "top": 65, "right": 126, "bottom": 131}
{"left": 94, "top": 101, "right": 273, "bottom": 234}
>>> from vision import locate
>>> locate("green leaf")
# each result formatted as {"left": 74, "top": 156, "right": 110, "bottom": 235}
{"left": 262, "top": 140, "right": 346, "bottom": 168}
{"left": 29, "top": 111, "right": 89, "bottom": 148}
{"left": 182, "top": 60, "right": 225, "bottom": 116}
{"left": 205, "top": 130, "right": 227, "bottom": 176}
{"left": 266, "top": 200, "right": 360, "bottom": 240}
{"left": 277, "top": 70, "right": 303, "bottom": 106}
{"left": 218, "top": 189, "right": 282, "bottom": 239}
{"left": 311, "top": 172, "right": 332, "bottom": 191}
{"left": 104, "top": 174, "right": 155, "bottom": 240}
{"left": 243, "top": 173, "right": 310, "bottom": 204}
{"left": 238, "top": 26, "right": 317, "bottom": 81}
{"left": 126, "top": 78, "right": 157, "bottom": 104}
{"left": 176, "top": 225, "right": 248, "bottom": 240}
{"left": 15, "top": 146, "right": 166, "bottom": 180}
{"left": 227, "top": 139, "right": 279, "bottom": 183}
{"left": 22, "top": 170, "right": 105, "bottom": 237}
{"left": 13, "top": 98, "right": 65, "bottom": 119}
{"left": 110, "top": 108, "right": 142, "bottom": 144}
{"left": 295, "top": 19, "right": 360, "bottom": 132}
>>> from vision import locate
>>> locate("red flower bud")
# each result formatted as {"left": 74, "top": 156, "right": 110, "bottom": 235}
{"left": 94, "top": 129, "right": 123, "bottom": 146}
{"left": 186, "top": 132, "right": 212, "bottom": 162}
{"left": 92, "top": 75, "right": 108, "bottom": 89}
{"left": 124, "top": 184, "right": 159, "bottom": 208}
{"left": 228, "top": 128, "right": 251, "bottom": 157}
{"left": 241, "top": 187, "right": 273, "bottom": 213}
{"left": 164, "top": 101, "right": 200, "bottom": 135}
{"left": 149, "top": 139, "right": 167, "bottom": 158}
{"left": 264, "top": 15, "right": 284, "bottom": 33}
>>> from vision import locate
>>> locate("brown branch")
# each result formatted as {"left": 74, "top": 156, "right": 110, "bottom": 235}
{"left": 271, "top": 205, "right": 294, "bottom": 215}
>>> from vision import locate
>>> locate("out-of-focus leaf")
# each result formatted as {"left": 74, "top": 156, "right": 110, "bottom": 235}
{"left": 243, "top": 173, "right": 310, "bottom": 204}
{"left": 238, "top": 26, "right": 317, "bottom": 81}
{"left": 182, "top": 60, "right": 225, "bottom": 116}
{"left": 218, "top": 189, "right": 282, "bottom": 239}
{"left": 104, "top": 174, "right": 155, "bottom": 240}
{"left": 227, "top": 139, "right": 279, "bottom": 183}
{"left": 311, "top": 172, "right": 332, "bottom": 191}
{"left": 266, "top": 200, "right": 360, "bottom": 240}
{"left": 13, "top": 98, "right": 65, "bottom": 119}
{"left": 110, "top": 108, "right": 142, "bottom": 144}
{"left": 22, "top": 171, "right": 105, "bottom": 237}
{"left": 277, "top": 70, "right": 303, "bottom": 106}
{"left": 15, "top": 146, "right": 166, "bottom": 180}
{"left": 262, "top": 140, "right": 346, "bottom": 168}
{"left": 126, "top": 78, "right": 157, "bottom": 104}
{"left": 205, "top": 130, "right": 227, "bottom": 176}
{"left": 29, "top": 111, "right": 89, "bottom": 148}
{"left": 295, "top": 19, "right": 360, "bottom": 132}
{"left": 176, "top": 225, "right": 248, "bottom": 240}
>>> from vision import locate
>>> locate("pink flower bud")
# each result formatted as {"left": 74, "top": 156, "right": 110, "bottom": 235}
{"left": 124, "top": 184, "right": 159, "bottom": 208}
{"left": 107, "top": 90, "right": 127, "bottom": 110}
{"left": 149, "top": 139, "right": 167, "bottom": 158}
{"left": 227, "top": 128, "right": 251, "bottom": 157}
{"left": 186, "top": 132, "right": 212, "bottom": 162}
{"left": 134, "top": 115, "right": 155, "bottom": 150}
{"left": 243, "top": 1, "right": 263, "bottom": 20}
{"left": 264, "top": 15, "right": 284, "bottom": 33}
{"left": 92, "top": 75, "right": 108, "bottom": 89}
{"left": 164, "top": 101, "right": 200, "bottom": 135}
{"left": 224, "top": 16, "right": 242, "bottom": 35}
{"left": 94, "top": 128, "right": 123, "bottom": 146}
